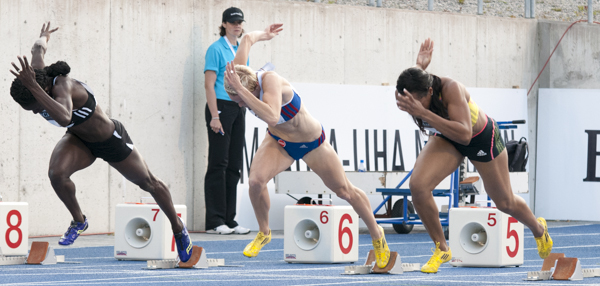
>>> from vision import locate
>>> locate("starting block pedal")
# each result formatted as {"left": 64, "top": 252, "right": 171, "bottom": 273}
{"left": 541, "top": 253, "right": 565, "bottom": 271}
{"left": 178, "top": 246, "right": 207, "bottom": 269}
{"left": 342, "top": 250, "right": 419, "bottom": 275}
{"left": 552, "top": 257, "right": 583, "bottom": 281}
{"left": 365, "top": 250, "right": 403, "bottom": 274}
{"left": 27, "top": 241, "right": 60, "bottom": 265}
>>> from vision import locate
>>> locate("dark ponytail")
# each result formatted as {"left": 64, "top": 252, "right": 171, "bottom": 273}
{"left": 396, "top": 67, "right": 448, "bottom": 133}
{"left": 45, "top": 61, "right": 70, "bottom": 77}
{"left": 429, "top": 74, "right": 448, "bottom": 120}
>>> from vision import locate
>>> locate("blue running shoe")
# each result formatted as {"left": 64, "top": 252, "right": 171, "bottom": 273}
{"left": 174, "top": 218, "right": 193, "bottom": 263}
{"left": 58, "top": 215, "right": 88, "bottom": 246}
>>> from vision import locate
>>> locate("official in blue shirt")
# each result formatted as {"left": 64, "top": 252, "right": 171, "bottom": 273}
{"left": 203, "top": 7, "right": 250, "bottom": 235}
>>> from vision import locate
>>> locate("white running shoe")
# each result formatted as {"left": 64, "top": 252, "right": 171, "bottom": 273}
{"left": 233, "top": 225, "right": 251, "bottom": 235}
{"left": 206, "top": 225, "right": 234, "bottom": 234}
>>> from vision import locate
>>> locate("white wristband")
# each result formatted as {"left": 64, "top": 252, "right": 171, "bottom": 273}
{"left": 212, "top": 117, "right": 220, "bottom": 120}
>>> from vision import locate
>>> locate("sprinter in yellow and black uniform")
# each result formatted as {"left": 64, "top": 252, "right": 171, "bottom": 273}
{"left": 394, "top": 38, "right": 553, "bottom": 274}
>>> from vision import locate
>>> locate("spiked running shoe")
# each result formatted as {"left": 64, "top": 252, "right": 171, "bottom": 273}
{"left": 174, "top": 218, "right": 193, "bottom": 263}
{"left": 535, "top": 217, "right": 553, "bottom": 259}
{"left": 243, "top": 230, "right": 271, "bottom": 258}
{"left": 372, "top": 225, "right": 390, "bottom": 268}
{"left": 58, "top": 215, "right": 89, "bottom": 246}
{"left": 421, "top": 242, "right": 452, "bottom": 273}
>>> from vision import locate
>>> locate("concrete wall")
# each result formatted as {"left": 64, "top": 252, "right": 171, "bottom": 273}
{"left": 0, "top": 0, "right": 598, "bottom": 235}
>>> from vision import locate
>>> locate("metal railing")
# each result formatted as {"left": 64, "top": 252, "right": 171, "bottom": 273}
{"left": 365, "top": 0, "right": 595, "bottom": 22}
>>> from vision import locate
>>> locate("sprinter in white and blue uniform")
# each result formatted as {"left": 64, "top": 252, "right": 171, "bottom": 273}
{"left": 222, "top": 24, "right": 391, "bottom": 269}
{"left": 9, "top": 22, "right": 197, "bottom": 264}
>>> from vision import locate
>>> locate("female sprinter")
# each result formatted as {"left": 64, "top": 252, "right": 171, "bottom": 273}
{"left": 9, "top": 22, "right": 195, "bottom": 263}
{"left": 222, "top": 24, "right": 391, "bottom": 268}
{"left": 395, "top": 38, "right": 553, "bottom": 273}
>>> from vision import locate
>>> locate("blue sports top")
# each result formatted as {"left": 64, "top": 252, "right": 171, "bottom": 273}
{"left": 204, "top": 37, "right": 249, "bottom": 101}
{"left": 40, "top": 77, "right": 96, "bottom": 128}
{"left": 249, "top": 70, "right": 301, "bottom": 124}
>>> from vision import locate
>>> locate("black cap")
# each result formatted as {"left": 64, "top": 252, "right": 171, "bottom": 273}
{"left": 222, "top": 7, "right": 244, "bottom": 23}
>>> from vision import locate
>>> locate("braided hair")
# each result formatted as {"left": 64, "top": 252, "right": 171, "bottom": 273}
{"left": 10, "top": 61, "right": 70, "bottom": 106}
{"left": 396, "top": 67, "right": 447, "bottom": 133}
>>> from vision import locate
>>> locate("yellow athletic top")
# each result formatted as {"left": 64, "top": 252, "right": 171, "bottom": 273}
{"left": 468, "top": 99, "right": 479, "bottom": 127}
{"left": 438, "top": 94, "right": 479, "bottom": 127}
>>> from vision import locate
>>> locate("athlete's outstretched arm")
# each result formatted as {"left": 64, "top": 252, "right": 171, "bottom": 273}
{"left": 233, "top": 23, "right": 283, "bottom": 66}
{"left": 415, "top": 38, "right": 434, "bottom": 71}
{"left": 31, "top": 22, "right": 59, "bottom": 70}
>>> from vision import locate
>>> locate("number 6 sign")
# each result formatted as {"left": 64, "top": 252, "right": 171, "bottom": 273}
{"left": 0, "top": 202, "right": 29, "bottom": 256}
{"left": 449, "top": 207, "right": 524, "bottom": 267}
{"left": 284, "top": 205, "right": 359, "bottom": 263}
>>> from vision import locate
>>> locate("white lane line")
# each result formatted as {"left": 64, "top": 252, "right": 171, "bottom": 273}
{"left": 525, "top": 244, "right": 600, "bottom": 251}
{"left": 548, "top": 223, "right": 597, "bottom": 229}
{"left": 294, "top": 277, "right": 594, "bottom": 286}
{"left": 0, "top": 269, "right": 407, "bottom": 285}
{"left": 524, "top": 232, "right": 600, "bottom": 238}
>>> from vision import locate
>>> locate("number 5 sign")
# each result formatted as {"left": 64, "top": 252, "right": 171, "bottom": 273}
{"left": 449, "top": 207, "right": 524, "bottom": 267}
{"left": 0, "top": 202, "right": 29, "bottom": 256}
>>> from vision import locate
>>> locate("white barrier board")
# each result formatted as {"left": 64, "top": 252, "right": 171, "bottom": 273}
{"left": 536, "top": 88, "right": 600, "bottom": 220}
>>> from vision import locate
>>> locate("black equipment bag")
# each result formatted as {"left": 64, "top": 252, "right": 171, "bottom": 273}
{"left": 506, "top": 137, "right": 528, "bottom": 172}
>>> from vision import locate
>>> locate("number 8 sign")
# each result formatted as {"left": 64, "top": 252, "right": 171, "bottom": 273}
{"left": 0, "top": 202, "right": 29, "bottom": 256}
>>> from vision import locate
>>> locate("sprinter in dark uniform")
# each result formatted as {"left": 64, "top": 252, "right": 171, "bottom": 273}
{"left": 395, "top": 38, "right": 553, "bottom": 273}
{"left": 9, "top": 22, "right": 195, "bottom": 262}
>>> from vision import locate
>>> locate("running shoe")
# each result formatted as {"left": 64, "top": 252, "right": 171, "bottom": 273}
{"left": 58, "top": 215, "right": 88, "bottom": 246}
{"left": 372, "top": 225, "right": 390, "bottom": 268}
{"left": 206, "top": 224, "right": 234, "bottom": 235}
{"left": 535, "top": 217, "right": 553, "bottom": 259}
{"left": 232, "top": 225, "right": 251, "bottom": 235}
{"left": 421, "top": 242, "right": 452, "bottom": 273}
{"left": 174, "top": 218, "right": 193, "bottom": 263}
{"left": 243, "top": 230, "right": 271, "bottom": 257}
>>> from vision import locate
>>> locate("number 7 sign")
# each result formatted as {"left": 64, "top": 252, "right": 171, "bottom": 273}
{"left": 0, "top": 202, "right": 29, "bottom": 256}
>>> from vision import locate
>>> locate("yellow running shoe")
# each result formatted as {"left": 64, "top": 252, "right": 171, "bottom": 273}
{"left": 243, "top": 230, "right": 271, "bottom": 258}
{"left": 535, "top": 217, "right": 553, "bottom": 259}
{"left": 372, "top": 225, "right": 390, "bottom": 268}
{"left": 421, "top": 242, "right": 452, "bottom": 273}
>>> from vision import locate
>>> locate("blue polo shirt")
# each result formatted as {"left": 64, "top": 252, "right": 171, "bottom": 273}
{"left": 204, "top": 37, "right": 249, "bottom": 101}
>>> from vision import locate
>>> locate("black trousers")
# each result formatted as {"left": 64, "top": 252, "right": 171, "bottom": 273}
{"left": 204, "top": 100, "right": 245, "bottom": 230}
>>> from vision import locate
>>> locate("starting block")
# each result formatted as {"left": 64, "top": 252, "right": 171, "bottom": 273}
{"left": 525, "top": 254, "right": 600, "bottom": 281}
{"left": 0, "top": 247, "right": 26, "bottom": 266}
{"left": 145, "top": 246, "right": 237, "bottom": 270}
{"left": 341, "top": 250, "right": 420, "bottom": 275}
{"left": 26, "top": 241, "right": 64, "bottom": 265}
{"left": 1, "top": 242, "right": 77, "bottom": 266}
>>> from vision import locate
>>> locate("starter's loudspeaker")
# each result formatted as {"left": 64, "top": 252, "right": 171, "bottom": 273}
{"left": 114, "top": 203, "right": 186, "bottom": 260}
